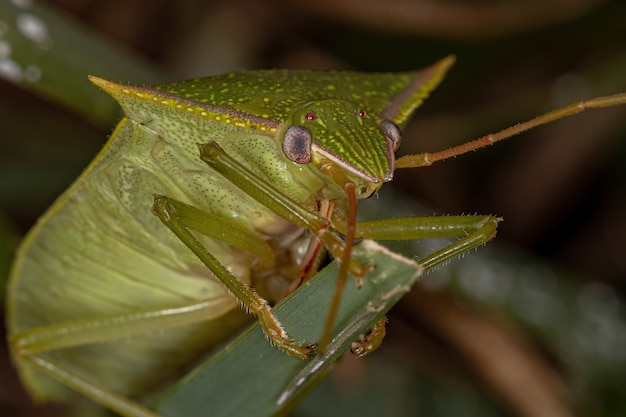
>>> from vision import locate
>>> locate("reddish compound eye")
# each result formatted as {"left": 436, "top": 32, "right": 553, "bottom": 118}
{"left": 305, "top": 112, "right": 316, "bottom": 121}
{"left": 358, "top": 109, "right": 366, "bottom": 117}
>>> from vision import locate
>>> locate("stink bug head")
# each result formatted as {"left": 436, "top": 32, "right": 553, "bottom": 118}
{"left": 279, "top": 57, "right": 457, "bottom": 200}
{"left": 284, "top": 99, "right": 395, "bottom": 198}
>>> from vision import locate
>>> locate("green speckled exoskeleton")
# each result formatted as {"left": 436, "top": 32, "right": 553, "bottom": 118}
{"left": 7, "top": 56, "right": 626, "bottom": 417}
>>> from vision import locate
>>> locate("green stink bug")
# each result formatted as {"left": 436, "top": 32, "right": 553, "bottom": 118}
{"left": 7, "top": 56, "right": 626, "bottom": 417}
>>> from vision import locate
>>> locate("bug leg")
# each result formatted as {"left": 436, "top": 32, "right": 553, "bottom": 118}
{"left": 11, "top": 300, "right": 238, "bottom": 356}
{"left": 199, "top": 142, "right": 370, "bottom": 354}
{"left": 199, "top": 141, "right": 367, "bottom": 278}
{"left": 10, "top": 299, "right": 243, "bottom": 416}
{"left": 332, "top": 215, "right": 500, "bottom": 352}
{"left": 350, "top": 316, "right": 387, "bottom": 357}
{"left": 314, "top": 163, "right": 360, "bottom": 353}
{"left": 150, "top": 196, "right": 276, "bottom": 268}
{"left": 20, "top": 355, "right": 160, "bottom": 417}
{"left": 151, "top": 196, "right": 317, "bottom": 359}
{"left": 357, "top": 215, "right": 501, "bottom": 271}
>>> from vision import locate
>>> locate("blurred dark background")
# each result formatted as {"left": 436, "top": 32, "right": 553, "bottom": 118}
{"left": 1, "top": 1, "right": 625, "bottom": 416}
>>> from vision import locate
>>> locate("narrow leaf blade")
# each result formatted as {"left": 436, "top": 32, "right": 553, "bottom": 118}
{"left": 153, "top": 240, "right": 422, "bottom": 417}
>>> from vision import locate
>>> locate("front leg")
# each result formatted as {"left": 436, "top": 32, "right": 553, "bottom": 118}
{"left": 342, "top": 214, "right": 500, "bottom": 356}
{"left": 357, "top": 214, "right": 501, "bottom": 270}
{"left": 151, "top": 196, "right": 317, "bottom": 359}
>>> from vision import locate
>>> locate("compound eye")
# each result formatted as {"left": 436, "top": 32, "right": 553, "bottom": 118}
{"left": 283, "top": 125, "right": 312, "bottom": 164}
{"left": 380, "top": 120, "right": 402, "bottom": 152}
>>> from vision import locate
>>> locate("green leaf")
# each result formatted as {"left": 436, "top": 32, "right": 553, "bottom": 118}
{"left": 152, "top": 240, "right": 422, "bottom": 417}
{"left": 0, "top": 1, "right": 165, "bottom": 127}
